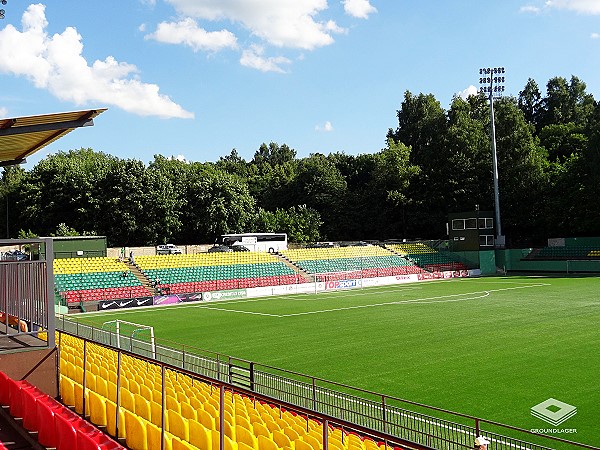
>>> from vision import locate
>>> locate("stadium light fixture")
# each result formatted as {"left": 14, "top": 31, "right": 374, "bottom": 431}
{"left": 0, "top": 0, "right": 6, "bottom": 20}
{"left": 479, "top": 67, "right": 506, "bottom": 248}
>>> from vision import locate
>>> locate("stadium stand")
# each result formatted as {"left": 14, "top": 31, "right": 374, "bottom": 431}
{"left": 525, "top": 246, "right": 600, "bottom": 260}
{"left": 386, "top": 243, "right": 468, "bottom": 272}
{"left": 0, "top": 368, "right": 124, "bottom": 449}
{"left": 280, "top": 246, "right": 425, "bottom": 281}
{"left": 57, "top": 332, "right": 406, "bottom": 450}
{"left": 134, "top": 252, "right": 302, "bottom": 294}
{"left": 54, "top": 257, "right": 151, "bottom": 304}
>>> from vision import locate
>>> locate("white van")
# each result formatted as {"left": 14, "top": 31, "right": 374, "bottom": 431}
{"left": 156, "top": 244, "right": 182, "bottom": 255}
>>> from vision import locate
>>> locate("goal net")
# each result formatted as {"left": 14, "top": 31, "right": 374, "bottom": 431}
{"left": 101, "top": 319, "right": 156, "bottom": 359}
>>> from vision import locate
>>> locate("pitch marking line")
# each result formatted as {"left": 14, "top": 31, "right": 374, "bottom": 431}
{"left": 198, "top": 283, "right": 549, "bottom": 318}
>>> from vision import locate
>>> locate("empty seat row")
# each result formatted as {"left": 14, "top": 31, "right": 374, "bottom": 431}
{"left": 0, "top": 370, "right": 124, "bottom": 450}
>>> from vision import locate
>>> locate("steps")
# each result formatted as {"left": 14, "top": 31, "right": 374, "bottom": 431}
{"left": 123, "top": 261, "right": 158, "bottom": 296}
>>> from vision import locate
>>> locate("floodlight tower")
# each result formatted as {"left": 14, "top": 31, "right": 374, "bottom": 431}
{"left": 479, "top": 67, "right": 505, "bottom": 248}
{"left": 0, "top": 0, "right": 6, "bottom": 20}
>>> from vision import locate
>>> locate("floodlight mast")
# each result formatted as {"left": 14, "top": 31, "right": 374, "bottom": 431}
{"left": 479, "top": 67, "right": 506, "bottom": 248}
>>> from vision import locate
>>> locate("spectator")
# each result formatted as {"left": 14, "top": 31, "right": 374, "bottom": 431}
{"left": 474, "top": 436, "right": 490, "bottom": 450}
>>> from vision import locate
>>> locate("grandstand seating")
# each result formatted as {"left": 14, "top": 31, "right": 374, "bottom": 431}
{"left": 386, "top": 243, "right": 468, "bottom": 272}
{"left": 280, "top": 246, "right": 425, "bottom": 281}
{"left": 0, "top": 368, "right": 124, "bottom": 449}
{"left": 58, "top": 333, "right": 404, "bottom": 450}
{"left": 54, "top": 257, "right": 150, "bottom": 304}
{"left": 526, "top": 246, "right": 600, "bottom": 260}
{"left": 134, "top": 252, "right": 301, "bottom": 295}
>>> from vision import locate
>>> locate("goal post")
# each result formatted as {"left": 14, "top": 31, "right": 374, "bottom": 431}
{"left": 313, "top": 270, "right": 363, "bottom": 293}
{"left": 101, "top": 319, "right": 156, "bottom": 359}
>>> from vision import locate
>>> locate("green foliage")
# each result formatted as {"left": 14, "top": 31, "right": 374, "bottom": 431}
{"left": 5, "top": 74, "right": 600, "bottom": 245}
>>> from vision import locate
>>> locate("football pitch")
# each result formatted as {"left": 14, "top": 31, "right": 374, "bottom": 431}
{"left": 71, "top": 276, "right": 600, "bottom": 446}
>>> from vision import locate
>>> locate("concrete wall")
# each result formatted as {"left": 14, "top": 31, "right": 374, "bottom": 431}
{"left": 0, "top": 348, "right": 58, "bottom": 397}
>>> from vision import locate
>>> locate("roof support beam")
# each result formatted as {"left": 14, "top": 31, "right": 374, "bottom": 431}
{"left": 0, "top": 117, "right": 95, "bottom": 137}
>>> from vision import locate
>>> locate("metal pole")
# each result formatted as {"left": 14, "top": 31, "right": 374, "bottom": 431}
{"left": 479, "top": 67, "right": 506, "bottom": 248}
{"left": 489, "top": 88, "right": 503, "bottom": 244}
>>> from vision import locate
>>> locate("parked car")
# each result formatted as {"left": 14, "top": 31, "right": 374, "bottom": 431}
{"left": 231, "top": 245, "right": 250, "bottom": 252}
{"left": 156, "top": 244, "right": 182, "bottom": 255}
{"left": 2, "top": 250, "right": 29, "bottom": 261}
{"left": 207, "top": 245, "right": 233, "bottom": 253}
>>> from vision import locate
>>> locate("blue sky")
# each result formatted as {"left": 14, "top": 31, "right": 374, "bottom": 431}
{"left": 1, "top": 0, "right": 599, "bottom": 168}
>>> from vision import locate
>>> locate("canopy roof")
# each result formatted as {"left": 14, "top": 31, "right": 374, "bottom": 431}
{"left": 0, "top": 108, "right": 107, "bottom": 167}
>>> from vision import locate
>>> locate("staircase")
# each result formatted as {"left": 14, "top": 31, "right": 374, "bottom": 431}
{"left": 124, "top": 261, "right": 158, "bottom": 296}
{"left": 275, "top": 254, "right": 313, "bottom": 282}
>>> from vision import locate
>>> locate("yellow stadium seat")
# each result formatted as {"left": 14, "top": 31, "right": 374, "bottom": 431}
{"left": 60, "top": 376, "right": 75, "bottom": 407}
{"left": 181, "top": 402, "right": 198, "bottom": 421}
{"left": 294, "top": 439, "right": 315, "bottom": 450}
{"left": 167, "top": 394, "right": 182, "bottom": 414}
{"left": 272, "top": 430, "right": 292, "bottom": 449}
{"left": 283, "top": 426, "right": 300, "bottom": 442}
{"left": 140, "top": 383, "right": 153, "bottom": 402}
{"left": 172, "top": 437, "right": 199, "bottom": 450}
{"left": 252, "top": 422, "right": 271, "bottom": 439}
{"left": 135, "top": 393, "right": 152, "bottom": 422}
{"left": 189, "top": 420, "right": 213, "bottom": 450}
{"left": 303, "top": 433, "right": 322, "bottom": 449}
{"left": 107, "top": 381, "right": 118, "bottom": 403}
{"left": 88, "top": 391, "right": 108, "bottom": 427}
{"left": 236, "top": 415, "right": 252, "bottom": 431}
{"left": 151, "top": 401, "right": 165, "bottom": 428}
{"left": 125, "top": 410, "right": 148, "bottom": 450}
{"left": 146, "top": 421, "right": 164, "bottom": 450}
{"left": 167, "top": 409, "right": 190, "bottom": 441}
{"left": 120, "top": 388, "right": 136, "bottom": 413}
{"left": 85, "top": 372, "right": 97, "bottom": 393}
{"left": 106, "top": 399, "right": 126, "bottom": 439}
{"left": 74, "top": 382, "right": 86, "bottom": 415}
{"left": 95, "top": 376, "right": 108, "bottom": 398}
{"left": 257, "top": 435, "right": 279, "bottom": 450}
{"left": 235, "top": 424, "right": 258, "bottom": 449}
{"left": 197, "top": 408, "right": 216, "bottom": 431}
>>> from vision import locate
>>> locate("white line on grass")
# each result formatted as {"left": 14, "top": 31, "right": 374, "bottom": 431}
{"left": 198, "top": 283, "right": 549, "bottom": 318}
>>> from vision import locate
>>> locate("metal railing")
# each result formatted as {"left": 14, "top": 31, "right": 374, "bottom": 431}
{"left": 56, "top": 316, "right": 598, "bottom": 450}
{"left": 1, "top": 238, "right": 55, "bottom": 347}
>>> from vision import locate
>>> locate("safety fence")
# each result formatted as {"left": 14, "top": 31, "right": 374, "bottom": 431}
{"left": 56, "top": 317, "right": 598, "bottom": 450}
{"left": 0, "top": 238, "right": 55, "bottom": 347}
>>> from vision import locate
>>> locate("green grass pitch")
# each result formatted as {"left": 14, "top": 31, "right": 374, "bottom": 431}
{"left": 73, "top": 276, "right": 600, "bottom": 446}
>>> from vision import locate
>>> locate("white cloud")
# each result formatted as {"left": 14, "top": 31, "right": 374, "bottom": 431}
{"left": 0, "top": 107, "right": 8, "bottom": 118}
{"left": 0, "top": 4, "right": 193, "bottom": 119}
{"left": 343, "top": 0, "right": 377, "bottom": 19}
{"left": 163, "top": 0, "right": 344, "bottom": 50}
{"left": 457, "top": 85, "right": 479, "bottom": 100}
{"left": 591, "top": 32, "right": 600, "bottom": 39}
{"left": 544, "top": 0, "right": 600, "bottom": 14}
{"left": 519, "top": 5, "right": 541, "bottom": 13}
{"left": 315, "top": 121, "right": 334, "bottom": 132}
{"left": 240, "top": 44, "right": 291, "bottom": 73}
{"left": 145, "top": 18, "right": 238, "bottom": 52}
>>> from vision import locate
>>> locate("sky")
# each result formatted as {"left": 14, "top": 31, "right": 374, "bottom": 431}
{"left": 1, "top": 0, "right": 599, "bottom": 168}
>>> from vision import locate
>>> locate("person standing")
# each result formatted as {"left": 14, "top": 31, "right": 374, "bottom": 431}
{"left": 474, "top": 436, "right": 490, "bottom": 450}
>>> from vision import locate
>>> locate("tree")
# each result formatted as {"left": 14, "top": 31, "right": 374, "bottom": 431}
{"left": 518, "top": 78, "right": 543, "bottom": 131}
{"left": 0, "top": 166, "right": 26, "bottom": 238}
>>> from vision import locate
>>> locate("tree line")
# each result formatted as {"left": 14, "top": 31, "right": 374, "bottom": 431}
{"left": 2, "top": 75, "right": 599, "bottom": 247}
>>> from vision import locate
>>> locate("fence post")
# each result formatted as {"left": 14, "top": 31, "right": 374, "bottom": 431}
{"left": 161, "top": 364, "right": 166, "bottom": 450}
{"left": 250, "top": 362, "right": 255, "bottom": 392}
{"left": 475, "top": 418, "right": 480, "bottom": 439}
{"left": 220, "top": 385, "right": 225, "bottom": 450}
{"left": 323, "top": 419, "right": 329, "bottom": 450}
{"left": 312, "top": 377, "right": 317, "bottom": 411}
{"left": 115, "top": 351, "right": 122, "bottom": 440}
{"left": 82, "top": 340, "right": 87, "bottom": 417}
{"left": 382, "top": 395, "right": 387, "bottom": 435}
{"left": 182, "top": 345, "right": 186, "bottom": 370}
